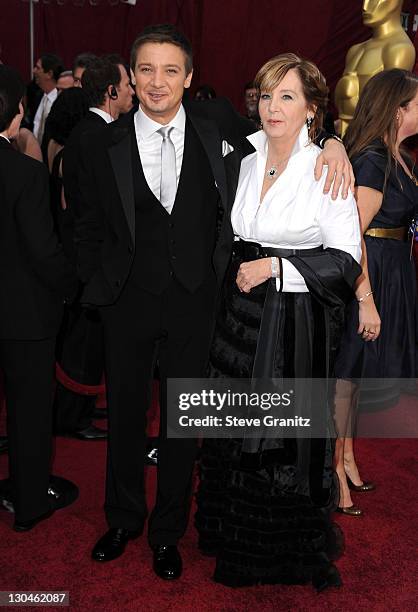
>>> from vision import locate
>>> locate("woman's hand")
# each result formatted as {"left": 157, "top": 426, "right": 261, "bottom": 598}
{"left": 236, "top": 258, "right": 272, "bottom": 293}
{"left": 357, "top": 299, "right": 381, "bottom": 342}
{"left": 314, "top": 138, "right": 355, "bottom": 200}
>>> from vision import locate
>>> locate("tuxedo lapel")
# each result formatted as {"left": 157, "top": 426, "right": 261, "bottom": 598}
{"left": 85, "top": 110, "right": 107, "bottom": 128}
{"left": 186, "top": 112, "right": 228, "bottom": 212}
{"left": 0, "top": 138, "right": 12, "bottom": 152}
{"left": 240, "top": 136, "right": 256, "bottom": 159}
{"left": 227, "top": 137, "right": 256, "bottom": 205}
{"left": 108, "top": 128, "right": 135, "bottom": 244}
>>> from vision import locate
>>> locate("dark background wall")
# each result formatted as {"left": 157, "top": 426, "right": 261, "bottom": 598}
{"left": 1, "top": 0, "right": 417, "bottom": 113}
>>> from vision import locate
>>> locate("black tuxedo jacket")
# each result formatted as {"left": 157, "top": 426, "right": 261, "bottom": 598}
{"left": 60, "top": 111, "right": 107, "bottom": 261}
{"left": 76, "top": 99, "right": 254, "bottom": 306}
{"left": 63, "top": 111, "right": 107, "bottom": 220}
{"left": 0, "top": 138, "right": 78, "bottom": 340}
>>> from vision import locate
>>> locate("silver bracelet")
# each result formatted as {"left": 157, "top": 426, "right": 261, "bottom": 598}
{"left": 271, "top": 257, "right": 280, "bottom": 278}
{"left": 357, "top": 290, "right": 373, "bottom": 303}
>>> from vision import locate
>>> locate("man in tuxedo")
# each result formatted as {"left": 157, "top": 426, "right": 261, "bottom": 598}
{"left": 0, "top": 65, "right": 78, "bottom": 531}
{"left": 53, "top": 57, "right": 134, "bottom": 441}
{"left": 77, "top": 25, "right": 352, "bottom": 579}
{"left": 64, "top": 56, "right": 134, "bottom": 232}
{"left": 76, "top": 26, "right": 247, "bottom": 579}
{"left": 32, "top": 53, "right": 63, "bottom": 156}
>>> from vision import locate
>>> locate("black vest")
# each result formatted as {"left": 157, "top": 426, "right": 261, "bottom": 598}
{"left": 128, "top": 119, "right": 220, "bottom": 294}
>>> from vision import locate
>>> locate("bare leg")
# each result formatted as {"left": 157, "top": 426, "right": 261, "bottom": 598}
{"left": 333, "top": 379, "right": 359, "bottom": 508}
{"left": 343, "top": 437, "right": 364, "bottom": 486}
{"left": 335, "top": 437, "right": 354, "bottom": 508}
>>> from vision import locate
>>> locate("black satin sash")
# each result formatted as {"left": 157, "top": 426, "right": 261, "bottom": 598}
{"left": 236, "top": 241, "right": 361, "bottom": 461}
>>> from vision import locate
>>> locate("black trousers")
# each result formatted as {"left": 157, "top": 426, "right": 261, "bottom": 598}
{"left": 54, "top": 305, "right": 104, "bottom": 433}
{"left": 100, "top": 275, "right": 217, "bottom": 547}
{"left": 54, "top": 386, "right": 96, "bottom": 433}
{"left": 0, "top": 337, "right": 55, "bottom": 522}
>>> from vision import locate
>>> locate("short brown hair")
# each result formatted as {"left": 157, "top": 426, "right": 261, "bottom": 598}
{"left": 254, "top": 52, "right": 328, "bottom": 142}
{"left": 130, "top": 24, "right": 193, "bottom": 75}
{"left": 81, "top": 57, "right": 121, "bottom": 107}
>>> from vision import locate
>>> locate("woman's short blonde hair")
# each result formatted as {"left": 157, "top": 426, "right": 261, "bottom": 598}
{"left": 254, "top": 52, "right": 329, "bottom": 141}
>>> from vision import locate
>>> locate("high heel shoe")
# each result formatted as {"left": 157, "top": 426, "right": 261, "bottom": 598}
{"left": 346, "top": 476, "right": 376, "bottom": 492}
{"left": 335, "top": 505, "right": 363, "bottom": 516}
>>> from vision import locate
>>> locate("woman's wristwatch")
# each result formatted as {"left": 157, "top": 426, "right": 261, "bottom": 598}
{"left": 271, "top": 257, "right": 280, "bottom": 278}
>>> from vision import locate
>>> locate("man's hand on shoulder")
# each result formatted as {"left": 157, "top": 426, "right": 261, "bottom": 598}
{"left": 314, "top": 137, "right": 355, "bottom": 200}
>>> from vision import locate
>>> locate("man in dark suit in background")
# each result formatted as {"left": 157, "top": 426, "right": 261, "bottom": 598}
{"left": 0, "top": 66, "right": 79, "bottom": 531}
{"left": 53, "top": 56, "right": 134, "bottom": 441}
{"left": 77, "top": 25, "right": 352, "bottom": 579}
{"left": 64, "top": 54, "right": 134, "bottom": 229}
{"left": 32, "top": 53, "right": 63, "bottom": 159}
{"left": 73, "top": 52, "right": 97, "bottom": 88}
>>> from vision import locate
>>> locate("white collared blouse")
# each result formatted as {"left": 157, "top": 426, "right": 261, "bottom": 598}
{"left": 231, "top": 125, "right": 362, "bottom": 292}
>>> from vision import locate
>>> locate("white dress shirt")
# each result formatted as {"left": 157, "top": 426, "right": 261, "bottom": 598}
{"left": 134, "top": 104, "right": 186, "bottom": 202}
{"left": 89, "top": 107, "right": 114, "bottom": 124}
{"left": 231, "top": 125, "right": 361, "bottom": 292}
{"left": 33, "top": 88, "right": 58, "bottom": 141}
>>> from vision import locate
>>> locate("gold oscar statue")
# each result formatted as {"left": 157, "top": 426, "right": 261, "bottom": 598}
{"left": 335, "top": 0, "right": 416, "bottom": 136}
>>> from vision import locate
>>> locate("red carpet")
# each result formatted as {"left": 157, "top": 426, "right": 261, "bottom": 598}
{"left": 0, "top": 404, "right": 417, "bottom": 611}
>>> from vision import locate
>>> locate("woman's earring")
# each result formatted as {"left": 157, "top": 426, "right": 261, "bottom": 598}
{"left": 306, "top": 116, "right": 313, "bottom": 131}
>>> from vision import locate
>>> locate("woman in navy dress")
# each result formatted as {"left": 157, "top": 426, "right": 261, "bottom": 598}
{"left": 334, "top": 69, "right": 418, "bottom": 514}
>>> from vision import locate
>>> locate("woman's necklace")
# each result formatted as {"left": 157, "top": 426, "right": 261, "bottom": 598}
{"left": 266, "top": 156, "right": 290, "bottom": 180}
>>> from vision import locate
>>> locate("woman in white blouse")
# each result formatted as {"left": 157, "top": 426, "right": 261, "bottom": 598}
{"left": 195, "top": 54, "right": 362, "bottom": 590}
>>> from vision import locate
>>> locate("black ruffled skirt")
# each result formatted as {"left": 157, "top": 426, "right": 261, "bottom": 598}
{"left": 195, "top": 249, "right": 343, "bottom": 590}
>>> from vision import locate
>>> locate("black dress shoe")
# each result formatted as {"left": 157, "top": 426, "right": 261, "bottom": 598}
{"left": 12, "top": 475, "right": 78, "bottom": 532}
{"left": 145, "top": 447, "right": 158, "bottom": 466}
{"left": 153, "top": 545, "right": 182, "bottom": 580}
{"left": 0, "top": 436, "right": 8, "bottom": 454}
{"left": 47, "top": 475, "right": 79, "bottom": 510}
{"left": 145, "top": 436, "right": 158, "bottom": 466}
{"left": 92, "top": 528, "right": 141, "bottom": 562}
{"left": 74, "top": 424, "right": 107, "bottom": 440}
{"left": 0, "top": 475, "right": 79, "bottom": 515}
{"left": 14, "top": 509, "right": 55, "bottom": 532}
{"left": 0, "top": 478, "right": 16, "bottom": 512}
